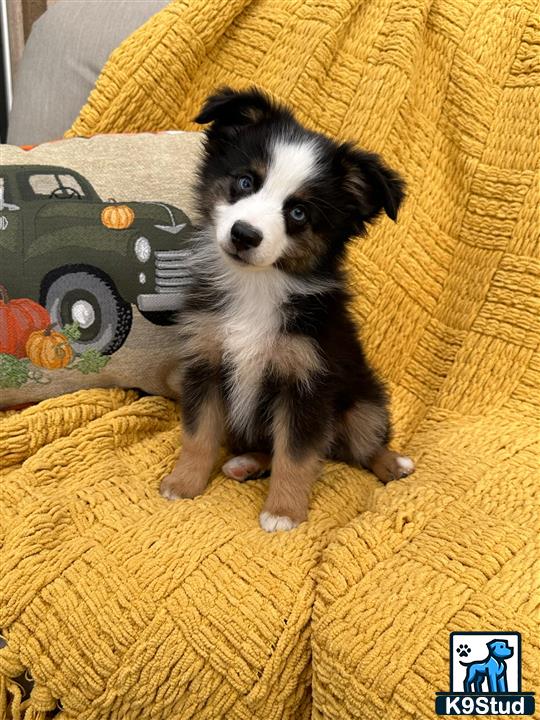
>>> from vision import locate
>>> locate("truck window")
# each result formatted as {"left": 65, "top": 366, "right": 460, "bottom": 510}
{"left": 26, "top": 173, "right": 85, "bottom": 198}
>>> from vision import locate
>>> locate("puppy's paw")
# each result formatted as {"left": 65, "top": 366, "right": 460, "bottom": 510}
{"left": 370, "top": 449, "right": 416, "bottom": 484}
{"left": 222, "top": 453, "right": 271, "bottom": 481}
{"left": 395, "top": 455, "right": 415, "bottom": 477}
{"left": 259, "top": 511, "right": 299, "bottom": 532}
{"left": 160, "top": 470, "right": 204, "bottom": 500}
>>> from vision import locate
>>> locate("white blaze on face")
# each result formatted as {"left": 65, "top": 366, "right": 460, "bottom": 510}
{"left": 214, "top": 139, "right": 320, "bottom": 266}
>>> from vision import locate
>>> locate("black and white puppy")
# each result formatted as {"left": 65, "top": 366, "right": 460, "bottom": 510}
{"left": 160, "top": 87, "right": 415, "bottom": 531}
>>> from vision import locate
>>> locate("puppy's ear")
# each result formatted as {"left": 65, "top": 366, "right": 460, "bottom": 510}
{"left": 336, "top": 143, "right": 405, "bottom": 225}
{"left": 194, "top": 86, "right": 281, "bottom": 130}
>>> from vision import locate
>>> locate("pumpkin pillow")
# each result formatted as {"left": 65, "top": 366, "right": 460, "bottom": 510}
{"left": 1, "top": 131, "right": 203, "bottom": 407}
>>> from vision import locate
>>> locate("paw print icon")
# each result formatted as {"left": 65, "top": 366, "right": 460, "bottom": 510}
{"left": 456, "top": 644, "right": 471, "bottom": 658}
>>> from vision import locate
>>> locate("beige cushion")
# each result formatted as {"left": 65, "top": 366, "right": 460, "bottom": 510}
{"left": 7, "top": 0, "right": 168, "bottom": 145}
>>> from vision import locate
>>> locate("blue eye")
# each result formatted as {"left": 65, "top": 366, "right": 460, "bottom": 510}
{"left": 237, "top": 175, "right": 254, "bottom": 192}
{"left": 289, "top": 205, "right": 307, "bottom": 223}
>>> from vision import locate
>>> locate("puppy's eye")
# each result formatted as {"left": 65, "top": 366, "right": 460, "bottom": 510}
{"left": 289, "top": 205, "right": 307, "bottom": 224}
{"left": 236, "top": 175, "right": 254, "bottom": 193}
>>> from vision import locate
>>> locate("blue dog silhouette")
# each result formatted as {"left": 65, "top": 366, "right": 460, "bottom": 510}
{"left": 460, "top": 639, "right": 513, "bottom": 693}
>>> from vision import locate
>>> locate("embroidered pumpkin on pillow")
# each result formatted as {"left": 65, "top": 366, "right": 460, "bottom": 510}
{"left": 0, "top": 285, "right": 51, "bottom": 358}
{"left": 25, "top": 324, "right": 74, "bottom": 369}
{"left": 101, "top": 204, "right": 135, "bottom": 230}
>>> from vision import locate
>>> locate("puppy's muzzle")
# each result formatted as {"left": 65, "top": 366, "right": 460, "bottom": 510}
{"left": 230, "top": 221, "right": 263, "bottom": 251}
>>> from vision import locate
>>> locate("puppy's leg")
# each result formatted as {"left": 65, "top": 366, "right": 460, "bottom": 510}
{"left": 368, "top": 446, "right": 415, "bottom": 484}
{"left": 260, "top": 389, "right": 328, "bottom": 532}
{"left": 260, "top": 451, "right": 321, "bottom": 532}
{"left": 340, "top": 401, "right": 415, "bottom": 484}
{"left": 222, "top": 453, "right": 272, "bottom": 481}
{"left": 160, "top": 363, "right": 223, "bottom": 500}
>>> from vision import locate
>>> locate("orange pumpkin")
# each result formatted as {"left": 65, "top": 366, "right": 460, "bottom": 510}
{"left": 0, "top": 284, "right": 51, "bottom": 358}
{"left": 25, "top": 324, "right": 73, "bottom": 369}
{"left": 101, "top": 204, "right": 135, "bottom": 230}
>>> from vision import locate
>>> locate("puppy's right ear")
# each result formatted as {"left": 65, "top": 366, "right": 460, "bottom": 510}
{"left": 194, "top": 86, "right": 282, "bottom": 131}
{"left": 336, "top": 142, "right": 405, "bottom": 226}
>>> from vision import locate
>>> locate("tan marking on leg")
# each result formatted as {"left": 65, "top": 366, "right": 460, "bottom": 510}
{"left": 160, "top": 394, "right": 223, "bottom": 500}
{"left": 260, "top": 451, "right": 320, "bottom": 531}
{"left": 369, "top": 447, "right": 415, "bottom": 484}
{"left": 222, "top": 452, "right": 272, "bottom": 481}
{"left": 342, "top": 401, "right": 389, "bottom": 465}
{"left": 260, "top": 405, "right": 321, "bottom": 531}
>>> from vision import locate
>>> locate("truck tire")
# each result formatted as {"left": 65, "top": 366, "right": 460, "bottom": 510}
{"left": 41, "top": 268, "right": 133, "bottom": 355}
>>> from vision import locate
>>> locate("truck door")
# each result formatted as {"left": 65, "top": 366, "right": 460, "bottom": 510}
{"left": 0, "top": 175, "right": 24, "bottom": 296}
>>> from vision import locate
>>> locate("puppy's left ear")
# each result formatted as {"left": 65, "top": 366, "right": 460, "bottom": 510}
{"left": 194, "top": 86, "right": 283, "bottom": 131}
{"left": 337, "top": 143, "right": 405, "bottom": 225}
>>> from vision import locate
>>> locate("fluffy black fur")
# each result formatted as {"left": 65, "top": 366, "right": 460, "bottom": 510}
{"left": 184, "top": 87, "right": 404, "bottom": 459}
{"left": 161, "top": 87, "right": 413, "bottom": 527}
{"left": 194, "top": 88, "right": 405, "bottom": 274}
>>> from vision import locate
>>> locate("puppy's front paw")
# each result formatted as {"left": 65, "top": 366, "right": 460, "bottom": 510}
{"left": 259, "top": 511, "right": 299, "bottom": 532}
{"left": 160, "top": 468, "right": 205, "bottom": 500}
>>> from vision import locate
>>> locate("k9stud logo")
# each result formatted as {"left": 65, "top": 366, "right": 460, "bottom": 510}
{"left": 435, "top": 632, "right": 535, "bottom": 715}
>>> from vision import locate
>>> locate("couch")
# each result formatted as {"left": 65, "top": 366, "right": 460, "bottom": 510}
{"left": 2, "top": 1, "right": 539, "bottom": 718}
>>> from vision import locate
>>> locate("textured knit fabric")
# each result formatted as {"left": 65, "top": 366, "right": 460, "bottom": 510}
{"left": 2, "top": 0, "right": 540, "bottom": 718}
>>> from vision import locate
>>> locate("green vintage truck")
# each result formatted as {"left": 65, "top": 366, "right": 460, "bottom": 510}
{"left": 0, "top": 165, "right": 195, "bottom": 354}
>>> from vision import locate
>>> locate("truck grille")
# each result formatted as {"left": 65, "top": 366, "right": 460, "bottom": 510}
{"left": 154, "top": 249, "right": 193, "bottom": 293}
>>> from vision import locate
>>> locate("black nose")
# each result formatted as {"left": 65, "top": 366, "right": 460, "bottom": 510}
{"left": 230, "top": 221, "right": 263, "bottom": 251}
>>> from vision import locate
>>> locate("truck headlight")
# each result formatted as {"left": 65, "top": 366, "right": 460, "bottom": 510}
{"left": 134, "top": 236, "right": 151, "bottom": 262}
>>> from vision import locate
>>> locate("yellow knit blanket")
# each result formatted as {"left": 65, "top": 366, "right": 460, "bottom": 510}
{"left": 2, "top": 1, "right": 539, "bottom": 718}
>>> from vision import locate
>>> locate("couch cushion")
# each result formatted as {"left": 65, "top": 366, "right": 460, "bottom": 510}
{"left": 7, "top": 0, "right": 168, "bottom": 145}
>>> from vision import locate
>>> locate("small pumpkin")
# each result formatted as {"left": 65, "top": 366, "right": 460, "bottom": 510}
{"left": 0, "top": 284, "right": 51, "bottom": 358}
{"left": 101, "top": 204, "right": 135, "bottom": 230}
{"left": 25, "top": 324, "right": 73, "bottom": 369}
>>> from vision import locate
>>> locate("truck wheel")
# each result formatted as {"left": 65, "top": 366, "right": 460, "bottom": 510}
{"left": 41, "top": 269, "right": 132, "bottom": 355}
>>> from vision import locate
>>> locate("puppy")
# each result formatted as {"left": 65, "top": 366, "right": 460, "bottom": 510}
{"left": 160, "top": 87, "right": 415, "bottom": 531}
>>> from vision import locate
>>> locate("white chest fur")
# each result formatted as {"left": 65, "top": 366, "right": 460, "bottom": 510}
{"left": 220, "top": 268, "right": 288, "bottom": 437}
{"left": 183, "top": 249, "right": 329, "bottom": 440}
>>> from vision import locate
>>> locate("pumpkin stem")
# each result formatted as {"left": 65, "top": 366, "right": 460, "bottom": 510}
{"left": 0, "top": 284, "right": 10, "bottom": 304}
{"left": 44, "top": 323, "right": 57, "bottom": 336}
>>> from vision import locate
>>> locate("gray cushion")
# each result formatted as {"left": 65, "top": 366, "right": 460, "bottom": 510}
{"left": 7, "top": 0, "right": 169, "bottom": 146}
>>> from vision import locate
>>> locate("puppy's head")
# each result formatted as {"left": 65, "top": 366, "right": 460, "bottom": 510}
{"left": 194, "top": 87, "right": 405, "bottom": 273}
